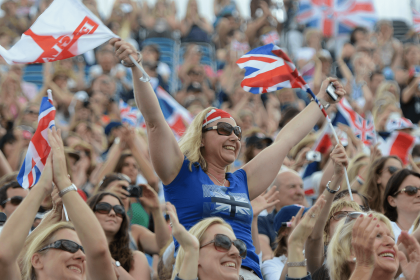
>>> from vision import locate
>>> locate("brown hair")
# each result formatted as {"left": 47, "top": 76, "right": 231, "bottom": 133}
{"left": 273, "top": 227, "right": 289, "bottom": 257}
{"left": 114, "top": 153, "right": 137, "bottom": 175}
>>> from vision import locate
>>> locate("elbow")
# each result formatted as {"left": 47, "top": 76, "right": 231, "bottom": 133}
{"left": 89, "top": 239, "right": 110, "bottom": 259}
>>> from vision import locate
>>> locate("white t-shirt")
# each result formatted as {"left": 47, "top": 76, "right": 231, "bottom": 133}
{"left": 390, "top": 221, "right": 414, "bottom": 242}
{"left": 261, "top": 255, "right": 287, "bottom": 280}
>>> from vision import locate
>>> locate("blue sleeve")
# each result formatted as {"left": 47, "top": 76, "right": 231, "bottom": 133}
{"left": 258, "top": 215, "right": 270, "bottom": 236}
{"left": 286, "top": 272, "right": 312, "bottom": 280}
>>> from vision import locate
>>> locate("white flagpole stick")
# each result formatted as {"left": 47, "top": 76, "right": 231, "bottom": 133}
{"left": 63, "top": 204, "right": 69, "bottom": 221}
{"left": 129, "top": 55, "right": 150, "bottom": 82}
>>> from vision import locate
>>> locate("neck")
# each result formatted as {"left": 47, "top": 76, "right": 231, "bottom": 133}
{"left": 105, "top": 232, "right": 114, "bottom": 245}
{"left": 396, "top": 211, "right": 417, "bottom": 231}
{"left": 370, "top": 269, "right": 396, "bottom": 280}
{"left": 206, "top": 161, "right": 226, "bottom": 184}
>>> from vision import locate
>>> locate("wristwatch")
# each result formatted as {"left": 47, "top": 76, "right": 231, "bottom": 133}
{"left": 326, "top": 181, "right": 340, "bottom": 194}
{"left": 287, "top": 259, "right": 307, "bottom": 267}
{"left": 59, "top": 184, "right": 77, "bottom": 197}
{"left": 115, "top": 261, "right": 121, "bottom": 267}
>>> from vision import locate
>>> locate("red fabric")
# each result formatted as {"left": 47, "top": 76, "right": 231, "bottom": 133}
{"left": 203, "top": 109, "right": 233, "bottom": 126}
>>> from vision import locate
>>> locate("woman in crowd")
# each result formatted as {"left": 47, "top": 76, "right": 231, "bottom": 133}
{"left": 0, "top": 127, "right": 116, "bottom": 280}
{"left": 326, "top": 211, "right": 420, "bottom": 280}
{"left": 383, "top": 169, "right": 420, "bottom": 241}
{"left": 395, "top": 44, "right": 420, "bottom": 87}
{"left": 95, "top": 173, "right": 171, "bottom": 255}
{"left": 111, "top": 37, "right": 345, "bottom": 279}
{"left": 360, "top": 156, "right": 402, "bottom": 212}
{"left": 180, "top": 0, "right": 213, "bottom": 43}
{"left": 400, "top": 75, "right": 420, "bottom": 124}
{"left": 88, "top": 192, "right": 151, "bottom": 280}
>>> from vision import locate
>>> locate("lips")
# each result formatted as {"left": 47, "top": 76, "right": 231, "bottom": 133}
{"left": 223, "top": 146, "right": 236, "bottom": 151}
{"left": 67, "top": 265, "right": 82, "bottom": 274}
{"left": 221, "top": 261, "right": 236, "bottom": 269}
{"left": 378, "top": 250, "right": 396, "bottom": 259}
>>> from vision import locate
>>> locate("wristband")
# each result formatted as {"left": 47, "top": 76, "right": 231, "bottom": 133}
{"left": 120, "top": 51, "right": 141, "bottom": 68}
{"left": 326, "top": 181, "right": 340, "bottom": 194}
{"left": 311, "top": 97, "right": 330, "bottom": 109}
{"left": 59, "top": 184, "right": 77, "bottom": 197}
{"left": 287, "top": 259, "right": 307, "bottom": 267}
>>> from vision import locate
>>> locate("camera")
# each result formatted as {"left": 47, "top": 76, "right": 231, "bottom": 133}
{"left": 326, "top": 83, "right": 338, "bottom": 101}
{"left": 306, "top": 151, "right": 321, "bottom": 162}
{"left": 124, "top": 185, "right": 143, "bottom": 198}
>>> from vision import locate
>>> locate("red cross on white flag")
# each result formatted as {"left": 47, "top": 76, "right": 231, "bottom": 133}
{"left": 0, "top": 0, "right": 119, "bottom": 64}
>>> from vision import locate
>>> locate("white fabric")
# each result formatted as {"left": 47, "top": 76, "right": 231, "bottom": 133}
{"left": 0, "top": 0, "right": 118, "bottom": 64}
{"left": 261, "top": 255, "right": 287, "bottom": 280}
{"left": 239, "top": 268, "right": 262, "bottom": 280}
{"left": 390, "top": 221, "right": 414, "bottom": 243}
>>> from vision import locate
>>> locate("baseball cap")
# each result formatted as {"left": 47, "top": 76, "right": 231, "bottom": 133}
{"left": 273, "top": 204, "right": 309, "bottom": 233}
{"left": 104, "top": 121, "right": 122, "bottom": 136}
{"left": 245, "top": 133, "right": 273, "bottom": 148}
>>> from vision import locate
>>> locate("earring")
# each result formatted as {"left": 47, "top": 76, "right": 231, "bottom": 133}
{"left": 353, "top": 257, "right": 356, "bottom": 262}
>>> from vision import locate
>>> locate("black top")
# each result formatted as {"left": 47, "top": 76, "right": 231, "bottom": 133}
{"left": 401, "top": 94, "right": 420, "bottom": 124}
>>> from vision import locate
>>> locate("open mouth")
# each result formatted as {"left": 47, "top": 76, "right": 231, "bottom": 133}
{"left": 221, "top": 261, "right": 236, "bottom": 269}
{"left": 378, "top": 252, "right": 395, "bottom": 259}
{"left": 68, "top": 265, "right": 82, "bottom": 274}
{"left": 223, "top": 146, "right": 235, "bottom": 151}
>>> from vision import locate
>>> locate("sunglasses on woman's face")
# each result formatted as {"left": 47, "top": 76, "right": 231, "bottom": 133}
{"left": 393, "top": 186, "right": 420, "bottom": 197}
{"left": 94, "top": 202, "right": 125, "bottom": 218}
{"left": 38, "top": 239, "right": 85, "bottom": 254}
{"left": 386, "top": 166, "right": 400, "bottom": 175}
{"left": 330, "top": 211, "right": 351, "bottom": 221}
{"left": 1, "top": 196, "right": 24, "bottom": 206}
{"left": 202, "top": 122, "right": 242, "bottom": 141}
{"left": 344, "top": 212, "right": 366, "bottom": 224}
{"left": 200, "top": 234, "right": 247, "bottom": 259}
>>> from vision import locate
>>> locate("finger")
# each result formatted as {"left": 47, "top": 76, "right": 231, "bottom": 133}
{"left": 397, "top": 251, "right": 408, "bottom": 268}
{"left": 266, "top": 200, "right": 280, "bottom": 209}
{"left": 267, "top": 191, "right": 279, "bottom": 203}
{"left": 109, "top": 38, "right": 121, "bottom": 46}
{"left": 264, "top": 186, "right": 277, "bottom": 199}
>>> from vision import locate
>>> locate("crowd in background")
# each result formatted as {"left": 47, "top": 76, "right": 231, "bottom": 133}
{"left": 2, "top": 0, "right": 420, "bottom": 280}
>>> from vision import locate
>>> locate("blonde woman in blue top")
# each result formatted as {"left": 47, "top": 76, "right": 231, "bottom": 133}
{"left": 110, "top": 38, "right": 346, "bottom": 279}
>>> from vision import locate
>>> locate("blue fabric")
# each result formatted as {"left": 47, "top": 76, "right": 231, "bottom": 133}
{"left": 286, "top": 272, "right": 312, "bottom": 280}
{"left": 257, "top": 210, "right": 277, "bottom": 250}
{"left": 163, "top": 158, "right": 262, "bottom": 278}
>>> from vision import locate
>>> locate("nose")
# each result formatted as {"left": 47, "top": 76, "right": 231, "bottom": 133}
{"left": 109, "top": 208, "right": 116, "bottom": 217}
{"left": 228, "top": 243, "right": 241, "bottom": 259}
{"left": 73, "top": 248, "right": 86, "bottom": 262}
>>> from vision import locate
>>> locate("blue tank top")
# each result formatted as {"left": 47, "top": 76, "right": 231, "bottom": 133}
{"left": 164, "top": 158, "right": 262, "bottom": 278}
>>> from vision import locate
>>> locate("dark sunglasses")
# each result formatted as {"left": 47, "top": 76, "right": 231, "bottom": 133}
{"left": 25, "top": 110, "right": 39, "bottom": 115}
{"left": 344, "top": 212, "right": 366, "bottom": 224}
{"left": 94, "top": 202, "right": 125, "bottom": 218}
{"left": 200, "top": 234, "right": 247, "bottom": 259}
{"left": 254, "top": 141, "right": 268, "bottom": 150}
{"left": 1, "top": 196, "right": 24, "bottom": 206}
{"left": 330, "top": 211, "right": 351, "bottom": 221}
{"left": 386, "top": 166, "right": 400, "bottom": 175}
{"left": 202, "top": 122, "right": 242, "bottom": 141}
{"left": 393, "top": 186, "right": 420, "bottom": 197}
{"left": 38, "top": 239, "right": 85, "bottom": 254}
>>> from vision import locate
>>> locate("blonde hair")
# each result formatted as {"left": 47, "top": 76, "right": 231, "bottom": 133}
{"left": 376, "top": 81, "right": 400, "bottom": 102}
{"left": 326, "top": 211, "right": 392, "bottom": 280}
{"left": 342, "top": 158, "right": 368, "bottom": 190}
{"left": 171, "top": 217, "right": 234, "bottom": 280}
{"left": 372, "top": 98, "right": 400, "bottom": 131}
{"left": 179, "top": 107, "right": 232, "bottom": 172}
{"left": 413, "top": 212, "right": 420, "bottom": 232}
{"left": 20, "top": 222, "right": 75, "bottom": 280}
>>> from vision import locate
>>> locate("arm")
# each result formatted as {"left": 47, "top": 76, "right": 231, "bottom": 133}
{"left": 113, "top": 251, "right": 150, "bottom": 280}
{"left": 110, "top": 39, "right": 183, "bottom": 185}
{"left": 0, "top": 155, "right": 53, "bottom": 280}
{"left": 306, "top": 144, "right": 347, "bottom": 273}
{"left": 243, "top": 78, "right": 346, "bottom": 199}
{"left": 48, "top": 127, "right": 116, "bottom": 280}
{"left": 93, "top": 136, "right": 124, "bottom": 187}
{"left": 401, "top": 76, "right": 420, "bottom": 104}
{"left": 259, "top": 234, "right": 274, "bottom": 261}
{"left": 0, "top": 148, "right": 12, "bottom": 176}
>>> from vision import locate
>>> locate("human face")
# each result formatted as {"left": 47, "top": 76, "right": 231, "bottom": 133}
{"left": 275, "top": 171, "right": 305, "bottom": 209}
{"left": 201, "top": 118, "right": 241, "bottom": 166}
{"left": 377, "top": 158, "right": 402, "bottom": 190}
{"left": 371, "top": 222, "right": 399, "bottom": 276}
{"left": 0, "top": 187, "right": 28, "bottom": 217}
{"left": 328, "top": 206, "right": 357, "bottom": 241}
{"left": 370, "top": 74, "right": 384, "bottom": 95}
{"left": 339, "top": 194, "right": 366, "bottom": 210}
{"left": 94, "top": 195, "right": 123, "bottom": 237}
{"left": 388, "top": 175, "right": 420, "bottom": 219}
{"left": 121, "top": 156, "right": 138, "bottom": 184}
{"left": 198, "top": 224, "right": 242, "bottom": 280}
{"left": 34, "top": 229, "right": 86, "bottom": 280}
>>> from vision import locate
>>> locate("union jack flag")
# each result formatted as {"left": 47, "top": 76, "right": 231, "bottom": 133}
{"left": 17, "top": 92, "right": 55, "bottom": 189}
{"left": 296, "top": 0, "right": 377, "bottom": 37}
{"left": 119, "top": 100, "right": 140, "bottom": 127}
{"left": 386, "top": 117, "right": 414, "bottom": 132}
{"left": 412, "top": 8, "right": 420, "bottom": 33}
{"left": 236, "top": 44, "right": 309, "bottom": 94}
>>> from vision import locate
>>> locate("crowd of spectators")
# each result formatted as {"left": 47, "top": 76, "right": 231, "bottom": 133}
{"left": 3, "top": 0, "right": 420, "bottom": 280}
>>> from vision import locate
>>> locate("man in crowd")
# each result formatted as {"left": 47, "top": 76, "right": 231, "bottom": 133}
{"left": 0, "top": 181, "right": 28, "bottom": 218}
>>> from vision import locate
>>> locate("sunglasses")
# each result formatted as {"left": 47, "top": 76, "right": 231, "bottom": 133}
{"left": 38, "top": 239, "right": 85, "bottom": 254}
{"left": 25, "top": 110, "right": 39, "bottom": 115}
{"left": 344, "top": 212, "right": 366, "bottom": 224}
{"left": 1, "top": 196, "right": 24, "bottom": 206}
{"left": 94, "top": 202, "right": 125, "bottom": 218}
{"left": 202, "top": 122, "right": 242, "bottom": 141}
{"left": 393, "top": 186, "right": 420, "bottom": 197}
{"left": 386, "top": 166, "right": 400, "bottom": 175}
{"left": 200, "top": 234, "right": 247, "bottom": 259}
{"left": 330, "top": 211, "right": 351, "bottom": 221}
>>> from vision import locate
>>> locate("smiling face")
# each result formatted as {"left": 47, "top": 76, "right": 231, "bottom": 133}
{"left": 371, "top": 222, "right": 399, "bottom": 276}
{"left": 201, "top": 118, "right": 241, "bottom": 166}
{"left": 121, "top": 156, "right": 139, "bottom": 184}
{"left": 34, "top": 229, "right": 86, "bottom": 280}
{"left": 198, "top": 224, "right": 242, "bottom": 280}
{"left": 94, "top": 195, "right": 123, "bottom": 237}
{"left": 388, "top": 175, "right": 420, "bottom": 219}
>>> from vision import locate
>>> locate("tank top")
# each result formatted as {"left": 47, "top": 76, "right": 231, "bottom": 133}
{"left": 163, "top": 158, "right": 262, "bottom": 278}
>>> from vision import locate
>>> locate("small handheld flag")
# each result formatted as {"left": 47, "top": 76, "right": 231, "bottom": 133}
{"left": 17, "top": 90, "right": 56, "bottom": 189}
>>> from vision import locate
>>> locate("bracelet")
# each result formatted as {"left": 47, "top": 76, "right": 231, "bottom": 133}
{"left": 59, "top": 184, "right": 77, "bottom": 197}
{"left": 311, "top": 97, "right": 330, "bottom": 109}
{"left": 287, "top": 259, "right": 307, "bottom": 267}
{"left": 120, "top": 51, "right": 141, "bottom": 68}
{"left": 326, "top": 181, "right": 340, "bottom": 194}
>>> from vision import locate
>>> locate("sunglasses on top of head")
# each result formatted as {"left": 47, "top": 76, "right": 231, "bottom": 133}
{"left": 202, "top": 122, "right": 242, "bottom": 140}
{"left": 94, "top": 202, "right": 125, "bottom": 218}
{"left": 200, "top": 233, "right": 247, "bottom": 259}
{"left": 38, "top": 239, "right": 85, "bottom": 254}
{"left": 393, "top": 186, "right": 420, "bottom": 197}
{"left": 1, "top": 196, "right": 24, "bottom": 206}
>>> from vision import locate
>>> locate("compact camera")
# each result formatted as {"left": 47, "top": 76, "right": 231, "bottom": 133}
{"left": 326, "top": 83, "right": 338, "bottom": 101}
{"left": 123, "top": 185, "right": 143, "bottom": 198}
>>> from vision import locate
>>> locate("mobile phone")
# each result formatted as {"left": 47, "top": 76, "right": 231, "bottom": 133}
{"left": 306, "top": 151, "right": 321, "bottom": 162}
{"left": 326, "top": 83, "right": 338, "bottom": 101}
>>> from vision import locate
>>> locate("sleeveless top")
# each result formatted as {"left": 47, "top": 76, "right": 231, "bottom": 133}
{"left": 163, "top": 158, "right": 262, "bottom": 278}
{"left": 128, "top": 202, "right": 149, "bottom": 228}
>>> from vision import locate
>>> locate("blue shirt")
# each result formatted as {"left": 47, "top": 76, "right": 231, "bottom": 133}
{"left": 164, "top": 158, "right": 262, "bottom": 278}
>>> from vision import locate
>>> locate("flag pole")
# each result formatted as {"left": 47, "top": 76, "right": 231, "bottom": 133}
{"left": 129, "top": 55, "right": 150, "bottom": 82}
{"left": 306, "top": 88, "right": 354, "bottom": 201}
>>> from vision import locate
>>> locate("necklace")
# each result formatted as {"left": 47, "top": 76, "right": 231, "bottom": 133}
{"left": 207, "top": 172, "right": 226, "bottom": 186}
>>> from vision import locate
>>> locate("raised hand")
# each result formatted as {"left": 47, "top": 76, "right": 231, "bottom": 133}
{"left": 48, "top": 127, "right": 71, "bottom": 190}
{"left": 397, "top": 231, "right": 420, "bottom": 280}
{"left": 139, "top": 184, "right": 160, "bottom": 211}
{"left": 36, "top": 153, "right": 53, "bottom": 195}
{"left": 330, "top": 144, "right": 348, "bottom": 177}
{"left": 51, "top": 185, "right": 64, "bottom": 222}
{"left": 317, "top": 77, "right": 346, "bottom": 104}
{"left": 251, "top": 187, "right": 280, "bottom": 217}
{"left": 109, "top": 38, "right": 140, "bottom": 67}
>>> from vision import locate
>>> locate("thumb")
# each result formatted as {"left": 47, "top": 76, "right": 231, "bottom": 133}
{"left": 398, "top": 251, "right": 408, "bottom": 268}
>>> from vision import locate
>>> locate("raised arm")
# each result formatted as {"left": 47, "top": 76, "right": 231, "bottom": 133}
{"left": 243, "top": 78, "right": 346, "bottom": 199}
{"left": 48, "top": 127, "right": 115, "bottom": 280}
{"left": 110, "top": 39, "right": 183, "bottom": 185}
{"left": 305, "top": 144, "right": 347, "bottom": 273}
{"left": 0, "top": 155, "right": 53, "bottom": 280}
